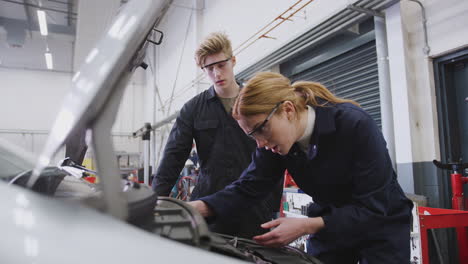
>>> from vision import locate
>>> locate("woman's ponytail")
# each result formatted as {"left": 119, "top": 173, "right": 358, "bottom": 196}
{"left": 292, "top": 81, "right": 360, "bottom": 107}
{"left": 233, "top": 72, "right": 360, "bottom": 121}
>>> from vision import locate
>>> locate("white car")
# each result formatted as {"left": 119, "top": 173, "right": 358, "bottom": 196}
{"left": 0, "top": 138, "right": 321, "bottom": 263}
{"left": 0, "top": 138, "right": 244, "bottom": 264}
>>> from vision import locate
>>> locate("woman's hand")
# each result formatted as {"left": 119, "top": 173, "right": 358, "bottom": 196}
{"left": 253, "top": 217, "right": 324, "bottom": 247}
{"left": 187, "top": 200, "right": 214, "bottom": 217}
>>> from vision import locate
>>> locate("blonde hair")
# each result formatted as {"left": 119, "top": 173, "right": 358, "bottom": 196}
{"left": 195, "top": 32, "right": 233, "bottom": 68}
{"left": 233, "top": 72, "right": 359, "bottom": 118}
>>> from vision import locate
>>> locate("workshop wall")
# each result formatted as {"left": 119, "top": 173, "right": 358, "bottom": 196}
{"left": 0, "top": 66, "right": 144, "bottom": 158}
{"left": 403, "top": 0, "right": 468, "bottom": 163}
{"left": 0, "top": 68, "right": 70, "bottom": 130}
{"left": 356, "top": 0, "right": 468, "bottom": 203}
{"left": 0, "top": 68, "right": 70, "bottom": 156}
{"left": 386, "top": 0, "right": 468, "bottom": 206}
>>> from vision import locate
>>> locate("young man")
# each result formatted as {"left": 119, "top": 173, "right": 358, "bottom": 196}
{"left": 152, "top": 32, "right": 282, "bottom": 239}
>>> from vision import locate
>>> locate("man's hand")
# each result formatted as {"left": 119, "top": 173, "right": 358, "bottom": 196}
{"left": 253, "top": 217, "right": 324, "bottom": 247}
{"left": 187, "top": 200, "right": 214, "bottom": 217}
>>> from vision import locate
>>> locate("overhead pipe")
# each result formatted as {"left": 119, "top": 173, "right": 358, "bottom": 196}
{"left": 67, "top": 0, "right": 73, "bottom": 26}
{"left": 152, "top": 111, "right": 180, "bottom": 130}
{"left": 347, "top": 4, "right": 384, "bottom": 17}
{"left": 235, "top": 0, "right": 316, "bottom": 56}
{"left": 407, "top": 0, "right": 430, "bottom": 55}
{"left": 233, "top": 0, "right": 304, "bottom": 53}
{"left": 374, "top": 16, "right": 396, "bottom": 170}
{"left": 22, "top": 0, "right": 34, "bottom": 37}
{"left": 0, "top": 0, "right": 77, "bottom": 16}
{"left": 260, "top": 0, "right": 315, "bottom": 39}
{"left": 237, "top": 0, "right": 400, "bottom": 80}
{"left": 48, "top": 0, "right": 70, "bottom": 4}
{"left": 0, "top": 129, "right": 49, "bottom": 134}
{"left": 343, "top": 3, "right": 397, "bottom": 169}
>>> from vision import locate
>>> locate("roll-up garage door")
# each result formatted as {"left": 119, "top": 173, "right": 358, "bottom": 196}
{"left": 285, "top": 40, "right": 381, "bottom": 128}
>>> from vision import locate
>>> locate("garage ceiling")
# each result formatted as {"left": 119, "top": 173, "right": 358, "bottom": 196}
{"left": 0, "top": 0, "right": 78, "bottom": 72}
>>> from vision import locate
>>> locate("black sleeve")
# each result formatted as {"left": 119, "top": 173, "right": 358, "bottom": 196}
{"left": 152, "top": 102, "right": 194, "bottom": 195}
{"left": 200, "top": 148, "right": 286, "bottom": 218}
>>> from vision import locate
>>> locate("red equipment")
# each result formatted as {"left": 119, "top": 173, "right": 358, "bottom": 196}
{"left": 421, "top": 160, "right": 468, "bottom": 263}
{"left": 433, "top": 160, "right": 468, "bottom": 211}
{"left": 418, "top": 206, "right": 468, "bottom": 263}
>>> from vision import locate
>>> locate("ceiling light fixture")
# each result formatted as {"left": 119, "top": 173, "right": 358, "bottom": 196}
{"left": 45, "top": 51, "right": 53, "bottom": 70}
{"left": 37, "top": 10, "right": 48, "bottom": 36}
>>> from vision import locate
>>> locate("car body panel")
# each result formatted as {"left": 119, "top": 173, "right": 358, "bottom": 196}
{"left": 0, "top": 181, "right": 245, "bottom": 264}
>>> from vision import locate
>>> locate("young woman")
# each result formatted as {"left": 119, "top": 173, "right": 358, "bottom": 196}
{"left": 189, "top": 72, "right": 413, "bottom": 263}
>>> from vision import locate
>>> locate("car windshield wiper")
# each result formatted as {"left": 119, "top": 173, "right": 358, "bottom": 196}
{"left": 59, "top": 157, "right": 97, "bottom": 175}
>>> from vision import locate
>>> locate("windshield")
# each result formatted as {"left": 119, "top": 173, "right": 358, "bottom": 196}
{"left": 0, "top": 139, "right": 99, "bottom": 199}
{"left": 0, "top": 144, "right": 34, "bottom": 179}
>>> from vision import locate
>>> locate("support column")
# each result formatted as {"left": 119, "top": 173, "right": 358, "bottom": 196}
{"left": 386, "top": 3, "right": 415, "bottom": 193}
{"left": 374, "top": 15, "right": 396, "bottom": 170}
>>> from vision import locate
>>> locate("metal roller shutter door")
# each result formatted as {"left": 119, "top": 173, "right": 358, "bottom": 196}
{"left": 287, "top": 40, "right": 381, "bottom": 128}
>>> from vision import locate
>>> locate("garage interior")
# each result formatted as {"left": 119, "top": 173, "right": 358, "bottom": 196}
{"left": 1, "top": 0, "right": 467, "bottom": 263}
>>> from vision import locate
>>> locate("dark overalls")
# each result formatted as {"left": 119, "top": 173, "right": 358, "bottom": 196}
{"left": 201, "top": 102, "right": 413, "bottom": 263}
{"left": 153, "top": 86, "right": 283, "bottom": 239}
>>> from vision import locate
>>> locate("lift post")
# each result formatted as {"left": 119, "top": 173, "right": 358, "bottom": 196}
{"left": 133, "top": 123, "right": 152, "bottom": 185}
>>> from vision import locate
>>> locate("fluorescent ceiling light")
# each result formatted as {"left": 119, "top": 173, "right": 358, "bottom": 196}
{"left": 37, "top": 10, "right": 48, "bottom": 36}
{"left": 45, "top": 52, "right": 53, "bottom": 69}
